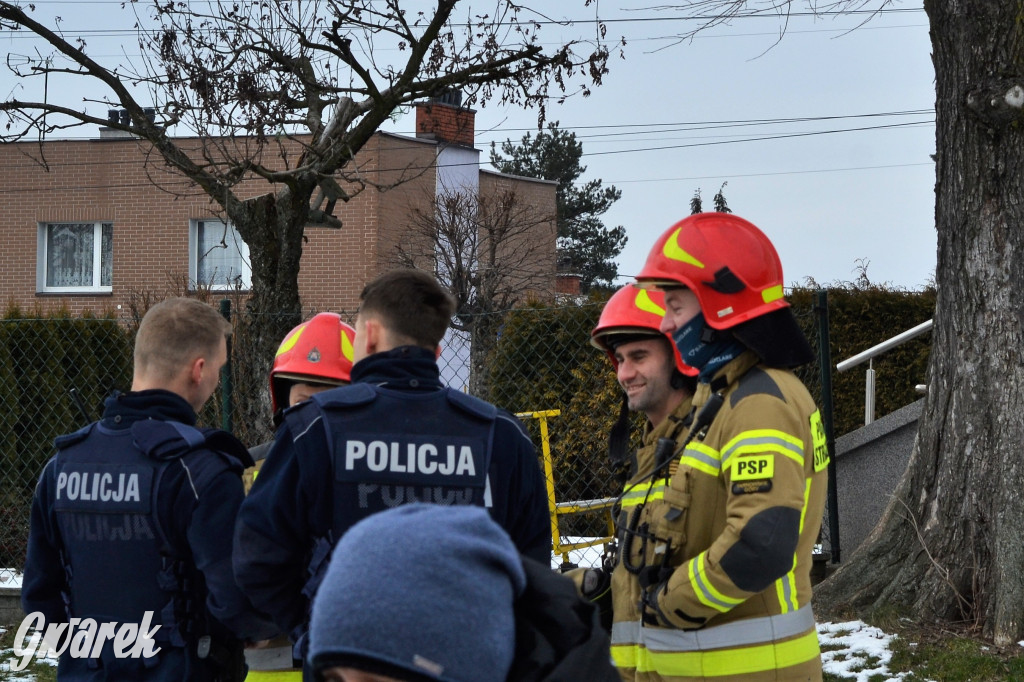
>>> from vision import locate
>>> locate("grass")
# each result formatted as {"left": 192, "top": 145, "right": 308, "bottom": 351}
{"left": 0, "top": 626, "right": 57, "bottom": 681}
{"left": 886, "top": 633, "right": 1024, "bottom": 682}
{"left": 822, "top": 617, "right": 1024, "bottom": 682}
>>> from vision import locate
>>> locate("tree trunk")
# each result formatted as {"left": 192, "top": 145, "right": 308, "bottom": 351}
{"left": 468, "top": 311, "right": 502, "bottom": 401}
{"left": 227, "top": 185, "right": 311, "bottom": 445}
{"left": 816, "top": 2, "right": 1024, "bottom": 645}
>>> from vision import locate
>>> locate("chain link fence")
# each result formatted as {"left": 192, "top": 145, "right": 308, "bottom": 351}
{"left": 0, "top": 291, "right": 840, "bottom": 584}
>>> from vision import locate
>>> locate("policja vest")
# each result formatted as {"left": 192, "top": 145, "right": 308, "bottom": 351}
{"left": 281, "top": 381, "right": 497, "bottom": 658}
{"left": 51, "top": 418, "right": 250, "bottom": 677}
{"left": 611, "top": 351, "right": 828, "bottom": 681}
{"left": 285, "top": 382, "right": 496, "bottom": 538}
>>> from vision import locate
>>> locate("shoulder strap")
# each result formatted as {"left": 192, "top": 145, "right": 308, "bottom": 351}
{"left": 445, "top": 388, "right": 498, "bottom": 421}
{"left": 132, "top": 420, "right": 251, "bottom": 472}
{"left": 53, "top": 423, "right": 96, "bottom": 451}
{"left": 132, "top": 420, "right": 206, "bottom": 461}
{"left": 313, "top": 382, "right": 377, "bottom": 409}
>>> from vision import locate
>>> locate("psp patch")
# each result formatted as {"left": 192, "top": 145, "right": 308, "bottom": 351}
{"left": 731, "top": 454, "right": 773, "bottom": 495}
{"left": 731, "top": 454, "right": 774, "bottom": 481}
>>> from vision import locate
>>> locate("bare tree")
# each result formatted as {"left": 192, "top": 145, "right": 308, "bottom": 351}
{"left": 0, "top": 0, "right": 613, "bottom": 440}
{"left": 395, "top": 185, "right": 557, "bottom": 397}
{"left": 654, "top": 0, "right": 1024, "bottom": 646}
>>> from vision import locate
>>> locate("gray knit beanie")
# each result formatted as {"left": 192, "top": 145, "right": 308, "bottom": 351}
{"left": 308, "top": 503, "right": 528, "bottom": 682}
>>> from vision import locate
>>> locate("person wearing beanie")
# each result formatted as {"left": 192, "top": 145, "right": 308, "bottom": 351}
{"left": 308, "top": 504, "right": 526, "bottom": 682}
{"left": 618, "top": 213, "right": 828, "bottom": 681}
{"left": 308, "top": 504, "right": 621, "bottom": 682}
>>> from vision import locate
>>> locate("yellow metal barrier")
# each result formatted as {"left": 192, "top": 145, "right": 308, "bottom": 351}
{"left": 516, "top": 409, "right": 615, "bottom": 567}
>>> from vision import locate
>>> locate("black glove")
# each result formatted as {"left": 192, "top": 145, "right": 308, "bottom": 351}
{"left": 202, "top": 636, "right": 247, "bottom": 682}
{"left": 639, "top": 580, "right": 671, "bottom": 627}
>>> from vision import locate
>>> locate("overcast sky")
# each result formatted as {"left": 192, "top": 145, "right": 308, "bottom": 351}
{"left": 0, "top": 1, "right": 936, "bottom": 290}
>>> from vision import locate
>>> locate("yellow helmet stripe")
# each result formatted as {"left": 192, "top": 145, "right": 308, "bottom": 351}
{"left": 275, "top": 324, "right": 307, "bottom": 357}
{"left": 662, "top": 227, "right": 705, "bottom": 269}
{"left": 762, "top": 284, "right": 784, "bottom": 304}
{"left": 634, "top": 289, "right": 666, "bottom": 317}
{"left": 341, "top": 329, "right": 354, "bottom": 362}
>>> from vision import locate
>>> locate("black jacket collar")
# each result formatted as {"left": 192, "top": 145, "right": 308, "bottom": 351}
{"left": 350, "top": 346, "right": 443, "bottom": 391}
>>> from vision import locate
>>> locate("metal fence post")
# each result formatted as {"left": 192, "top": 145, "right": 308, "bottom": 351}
{"left": 219, "top": 298, "right": 233, "bottom": 433}
{"left": 815, "top": 289, "right": 841, "bottom": 563}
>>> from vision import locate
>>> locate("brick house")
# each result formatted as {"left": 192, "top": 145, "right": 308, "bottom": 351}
{"left": 0, "top": 99, "right": 558, "bottom": 319}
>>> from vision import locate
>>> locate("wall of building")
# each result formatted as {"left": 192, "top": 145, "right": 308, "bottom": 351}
{"left": 0, "top": 127, "right": 555, "bottom": 319}
{"left": 0, "top": 133, "right": 439, "bottom": 317}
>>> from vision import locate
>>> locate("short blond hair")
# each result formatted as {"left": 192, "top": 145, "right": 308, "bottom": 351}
{"left": 134, "top": 298, "right": 232, "bottom": 380}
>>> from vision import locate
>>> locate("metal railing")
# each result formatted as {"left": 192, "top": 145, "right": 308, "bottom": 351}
{"left": 836, "top": 319, "right": 933, "bottom": 425}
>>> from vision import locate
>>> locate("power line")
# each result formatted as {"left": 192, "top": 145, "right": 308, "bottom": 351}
{"left": 471, "top": 109, "right": 934, "bottom": 140}
{"left": 579, "top": 120, "right": 933, "bottom": 156}
{"left": 608, "top": 161, "right": 933, "bottom": 184}
{"left": 0, "top": 158, "right": 933, "bottom": 195}
{"left": 0, "top": 114, "right": 934, "bottom": 173}
{"left": 0, "top": 6, "right": 926, "bottom": 39}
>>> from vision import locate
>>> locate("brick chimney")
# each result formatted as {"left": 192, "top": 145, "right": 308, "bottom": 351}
{"left": 415, "top": 91, "right": 476, "bottom": 147}
{"left": 555, "top": 272, "right": 582, "bottom": 297}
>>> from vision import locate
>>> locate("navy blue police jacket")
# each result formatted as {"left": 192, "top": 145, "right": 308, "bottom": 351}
{"left": 233, "top": 346, "right": 552, "bottom": 643}
{"left": 21, "top": 390, "right": 277, "bottom": 681}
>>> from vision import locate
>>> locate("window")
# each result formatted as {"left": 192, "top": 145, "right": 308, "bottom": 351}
{"left": 189, "top": 219, "right": 251, "bottom": 290}
{"left": 37, "top": 222, "right": 113, "bottom": 293}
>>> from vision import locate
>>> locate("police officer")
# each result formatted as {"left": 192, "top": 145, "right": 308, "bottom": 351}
{"left": 233, "top": 269, "right": 551, "bottom": 677}
{"left": 22, "top": 297, "right": 276, "bottom": 681}
{"left": 612, "top": 213, "right": 828, "bottom": 681}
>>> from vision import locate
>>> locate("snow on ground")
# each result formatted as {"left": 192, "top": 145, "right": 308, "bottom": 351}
{"left": 818, "top": 620, "right": 926, "bottom": 682}
{"left": 0, "top": 572, "right": 21, "bottom": 589}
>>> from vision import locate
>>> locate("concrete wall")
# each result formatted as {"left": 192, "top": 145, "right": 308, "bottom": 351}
{"left": 0, "top": 586, "right": 23, "bottom": 627}
{"left": 834, "top": 399, "right": 922, "bottom": 558}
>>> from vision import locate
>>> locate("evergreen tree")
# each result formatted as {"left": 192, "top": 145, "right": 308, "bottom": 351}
{"left": 490, "top": 123, "right": 626, "bottom": 289}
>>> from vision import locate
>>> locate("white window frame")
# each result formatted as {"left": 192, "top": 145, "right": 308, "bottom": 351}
{"left": 188, "top": 219, "right": 252, "bottom": 291}
{"left": 36, "top": 222, "right": 113, "bottom": 294}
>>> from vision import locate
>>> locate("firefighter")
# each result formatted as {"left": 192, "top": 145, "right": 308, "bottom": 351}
{"left": 244, "top": 313, "right": 356, "bottom": 681}
{"left": 591, "top": 283, "right": 698, "bottom": 475}
{"left": 22, "top": 297, "right": 276, "bottom": 681}
{"left": 579, "top": 284, "right": 698, "bottom": 631}
{"left": 233, "top": 269, "right": 550, "bottom": 679}
{"left": 243, "top": 312, "right": 356, "bottom": 491}
{"left": 612, "top": 212, "right": 828, "bottom": 681}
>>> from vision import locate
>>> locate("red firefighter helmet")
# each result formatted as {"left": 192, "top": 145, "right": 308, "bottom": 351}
{"left": 636, "top": 212, "right": 789, "bottom": 330}
{"left": 269, "top": 313, "right": 355, "bottom": 413}
{"left": 591, "top": 284, "right": 695, "bottom": 376}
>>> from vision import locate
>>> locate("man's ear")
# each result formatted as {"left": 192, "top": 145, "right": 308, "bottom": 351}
{"left": 189, "top": 356, "right": 206, "bottom": 386}
{"left": 362, "top": 317, "right": 383, "bottom": 356}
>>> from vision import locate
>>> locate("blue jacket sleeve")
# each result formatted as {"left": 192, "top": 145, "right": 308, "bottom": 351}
{"left": 21, "top": 459, "right": 69, "bottom": 625}
{"left": 184, "top": 461, "right": 278, "bottom": 643}
{"left": 494, "top": 412, "right": 552, "bottom": 565}
{"left": 234, "top": 421, "right": 331, "bottom": 638}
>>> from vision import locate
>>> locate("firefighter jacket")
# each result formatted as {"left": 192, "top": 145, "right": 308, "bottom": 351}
{"left": 233, "top": 346, "right": 551, "bottom": 661}
{"left": 610, "top": 351, "right": 828, "bottom": 681}
{"left": 22, "top": 389, "right": 277, "bottom": 681}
